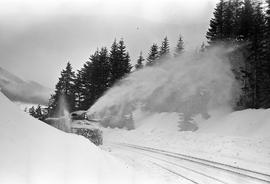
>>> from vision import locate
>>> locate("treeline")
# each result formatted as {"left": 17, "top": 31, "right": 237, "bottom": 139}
{"left": 27, "top": 105, "right": 48, "bottom": 121}
{"left": 46, "top": 36, "right": 184, "bottom": 117}
{"left": 206, "top": 0, "right": 270, "bottom": 109}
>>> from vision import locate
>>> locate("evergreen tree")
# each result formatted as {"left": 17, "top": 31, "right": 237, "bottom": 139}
{"left": 109, "top": 39, "right": 119, "bottom": 86}
{"left": 206, "top": 0, "right": 243, "bottom": 44}
{"left": 135, "top": 51, "right": 144, "bottom": 70}
{"left": 35, "top": 105, "right": 43, "bottom": 119}
{"left": 206, "top": 0, "right": 225, "bottom": 45}
{"left": 206, "top": 0, "right": 270, "bottom": 109}
{"left": 48, "top": 62, "right": 76, "bottom": 117}
{"left": 146, "top": 43, "right": 159, "bottom": 66}
{"left": 261, "top": 0, "right": 270, "bottom": 107}
{"left": 159, "top": 36, "right": 170, "bottom": 59}
{"left": 250, "top": 2, "right": 267, "bottom": 107}
{"left": 29, "top": 106, "right": 36, "bottom": 117}
{"left": 77, "top": 61, "right": 95, "bottom": 110}
{"left": 175, "top": 35, "right": 184, "bottom": 56}
{"left": 90, "top": 47, "right": 111, "bottom": 102}
{"left": 237, "top": 0, "right": 267, "bottom": 108}
{"left": 29, "top": 105, "right": 48, "bottom": 122}
{"left": 118, "top": 39, "right": 132, "bottom": 75}
{"left": 223, "top": 0, "right": 235, "bottom": 40}
{"left": 75, "top": 46, "right": 119, "bottom": 110}
{"left": 266, "top": 0, "right": 270, "bottom": 63}
{"left": 109, "top": 39, "right": 132, "bottom": 86}
{"left": 74, "top": 69, "right": 85, "bottom": 110}
{"left": 231, "top": 0, "right": 243, "bottom": 39}
{"left": 239, "top": 0, "right": 254, "bottom": 40}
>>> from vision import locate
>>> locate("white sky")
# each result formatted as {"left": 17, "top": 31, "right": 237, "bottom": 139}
{"left": 0, "top": 0, "right": 218, "bottom": 88}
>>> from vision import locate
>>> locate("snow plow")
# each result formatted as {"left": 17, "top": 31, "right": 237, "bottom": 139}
{"left": 45, "top": 111, "right": 103, "bottom": 146}
{"left": 70, "top": 111, "right": 103, "bottom": 146}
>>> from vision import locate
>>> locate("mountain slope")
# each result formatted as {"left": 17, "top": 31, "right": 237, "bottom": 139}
{"left": 0, "top": 66, "right": 52, "bottom": 105}
{"left": 0, "top": 92, "right": 165, "bottom": 184}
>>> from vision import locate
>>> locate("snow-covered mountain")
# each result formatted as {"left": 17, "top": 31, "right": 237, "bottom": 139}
{"left": 0, "top": 66, "right": 52, "bottom": 105}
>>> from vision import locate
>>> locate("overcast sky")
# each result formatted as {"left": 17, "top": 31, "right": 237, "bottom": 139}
{"left": 0, "top": 0, "right": 218, "bottom": 88}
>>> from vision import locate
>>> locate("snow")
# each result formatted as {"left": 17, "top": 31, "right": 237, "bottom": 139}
{"left": 0, "top": 67, "right": 52, "bottom": 105}
{"left": 102, "top": 109, "right": 270, "bottom": 175}
{"left": 0, "top": 92, "right": 167, "bottom": 184}
{"left": 198, "top": 108, "right": 270, "bottom": 137}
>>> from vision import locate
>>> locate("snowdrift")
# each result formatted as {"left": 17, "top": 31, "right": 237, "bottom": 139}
{"left": 0, "top": 92, "right": 159, "bottom": 184}
{"left": 198, "top": 109, "right": 270, "bottom": 138}
{"left": 132, "top": 108, "right": 270, "bottom": 138}
{"left": 103, "top": 110, "right": 270, "bottom": 174}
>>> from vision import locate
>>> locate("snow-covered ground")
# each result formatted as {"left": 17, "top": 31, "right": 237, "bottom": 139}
{"left": 2, "top": 88, "right": 270, "bottom": 184}
{"left": 0, "top": 92, "right": 169, "bottom": 184}
{"left": 102, "top": 108, "right": 270, "bottom": 177}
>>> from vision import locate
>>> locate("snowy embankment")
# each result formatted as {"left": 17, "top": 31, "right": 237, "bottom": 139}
{"left": 103, "top": 109, "right": 270, "bottom": 175}
{"left": 0, "top": 92, "right": 165, "bottom": 184}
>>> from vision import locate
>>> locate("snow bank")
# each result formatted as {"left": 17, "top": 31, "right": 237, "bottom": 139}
{"left": 103, "top": 110, "right": 270, "bottom": 174}
{"left": 198, "top": 108, "right": 270, "bottom": 138}
{"left": 0, "top": 92, "right": 160, "bottom": 184}
{"left": 133, "top": 107, "right": 270, "bottom": 138}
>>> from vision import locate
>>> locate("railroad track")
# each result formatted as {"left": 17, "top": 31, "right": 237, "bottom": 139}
{"left": 109, "top": 142, "right": 270, "bottom": 184}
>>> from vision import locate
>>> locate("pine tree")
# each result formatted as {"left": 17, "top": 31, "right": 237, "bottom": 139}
{"left": 231, "top": 0, "right": 243, "bottom": 39}
{"left": 28, "top": 105, "right": 47, "bottom": 122}
{"left": 75, "top": 45, "right": 122, "bottom": 110}
{"left": 261, "top": 0, "right": 270, "bottom": 107}
{"left": 238, "top": 0, "right": 266, "bottom": 108}
{"left": 223, "top": 0, "right": 235, "bottom": 40}
{"left": 118, "top": 39, "right": 132, "bottom": 75}
{"left": 175, "top": 35, "right": 184, "bottom": 56}
{"left": 109, "top": 39, "right": 132, "bottom": 86}
{"left": 77, "top": 61, "right": 95, "bottom": 110}
{"left": 29, "top": 106, "right": 36, "bottom": 117}
{"left": 159, "top": 36, "right": 170, "bottom": 59}
{"left": 35, "top": 105, "right": 43, "bottom": 119}
{"left": 109, "top": 39, "right": 119, "bottom": 86}
{"left": 146, "top": 43, "right": 159, "bottom": 66}
{"left": 206, "top": 0, "right": 225, "bottom": 45}
{"left": 266, "top": 0, "right": 270, "bottom": 62}
{"left": 239, "top": 0, "right": 254, "bottom": 40}
{"left": 74, "top": 69, "right": 85, "bottom": 110}
{"left": 207, "top": 0, "right": 243, "bottom": 44}
{"left": 90, "top": 47, "right": 111, "bottom": 102}
{"left": 135, "top": 51, "right": 144, "bottom": 70}
{"left": 98, "top": 47, "right": 111, "bottom": 89}
{"left": 205, "top": 0, "right": 270, "bottom": 109}
{"left": 48, "top": 62, "right": 76, "bottom": 117}
{"left": 250, "top": 2, "right": 267, "bottom": 108}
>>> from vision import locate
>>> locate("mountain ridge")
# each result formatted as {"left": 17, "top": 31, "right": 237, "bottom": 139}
{"left": 0, "top": 66, "right": 52, "bottom": 105}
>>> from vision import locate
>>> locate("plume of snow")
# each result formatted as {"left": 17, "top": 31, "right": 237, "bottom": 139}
{"left": 88, "top": 46, "right": 241, "bottom": 128}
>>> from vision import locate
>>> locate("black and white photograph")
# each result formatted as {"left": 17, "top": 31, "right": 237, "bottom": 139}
{"left": 0, "top": 0, "right": 270, "bottom": 183}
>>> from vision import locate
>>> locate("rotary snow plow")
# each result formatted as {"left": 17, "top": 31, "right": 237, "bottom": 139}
{"left": 70, "top": 111, "right": 103, "bottom": 146}
{"left": 45, "top": 111, "right": 103, "bottom": 146}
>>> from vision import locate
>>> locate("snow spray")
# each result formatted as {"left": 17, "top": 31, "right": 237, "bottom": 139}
{"left": 53, "top": 95, "right": 71, "bottom": 132}
{"left": 88, "top": 46, "right": 241, "bottom": 128}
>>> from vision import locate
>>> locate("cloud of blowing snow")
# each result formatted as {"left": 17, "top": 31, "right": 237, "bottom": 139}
{"left": 87, "top": 46, "right": 241, "bottom": 128}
